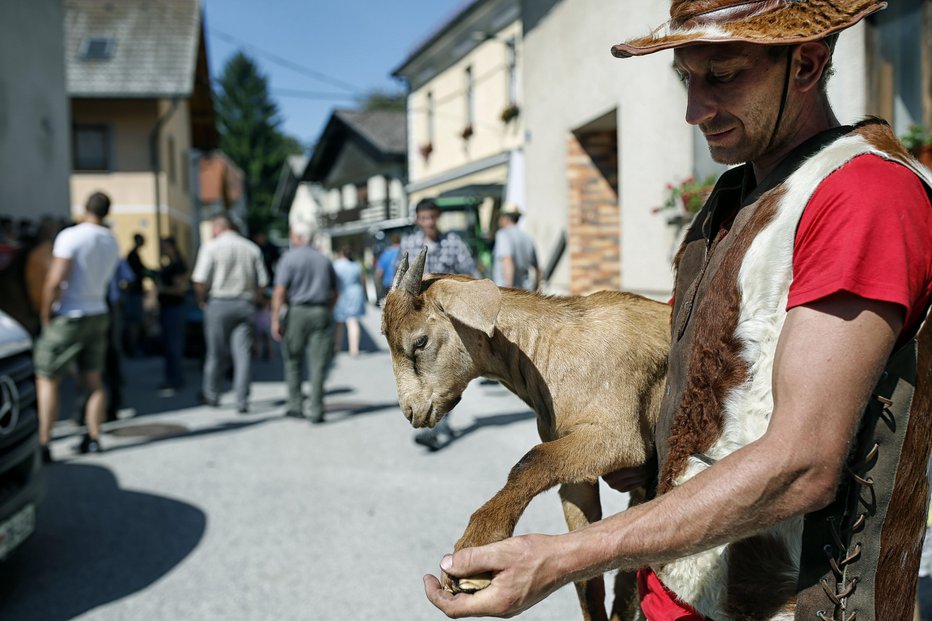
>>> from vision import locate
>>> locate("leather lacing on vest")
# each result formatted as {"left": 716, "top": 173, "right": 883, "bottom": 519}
{"left": 815, "top": 391, "right": 890, "bottom": 621}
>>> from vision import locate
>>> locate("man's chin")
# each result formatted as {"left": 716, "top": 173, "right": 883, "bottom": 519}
{"left": 708, "top": 147, "right": 748, "bottom": 166}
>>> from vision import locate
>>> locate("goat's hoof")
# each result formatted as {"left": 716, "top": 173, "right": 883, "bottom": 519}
{"left": 451, "top": 573, "right": 493, "bottom": 594}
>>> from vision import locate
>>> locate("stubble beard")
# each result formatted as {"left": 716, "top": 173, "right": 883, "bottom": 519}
{"left": 709, "top": 87, "right": 787, "bottom": 163}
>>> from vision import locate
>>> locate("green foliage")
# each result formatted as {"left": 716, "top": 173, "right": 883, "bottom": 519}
{"left": 361, "top": 90, "right": 405, "bottom": 112}
{"left": 901, "top": 124, "right": 932, "bottom": 151}
{"left": 214, "top": 51, "right": 304, "bottom": 234}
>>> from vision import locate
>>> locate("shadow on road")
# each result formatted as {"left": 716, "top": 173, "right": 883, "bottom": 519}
{"left": 0, "top": 463, "right": 206, "bottom": 620}
{"left": 455, "top": 410, "right": 536, "bottom": 440}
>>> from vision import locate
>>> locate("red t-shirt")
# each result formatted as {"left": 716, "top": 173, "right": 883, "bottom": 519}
{"left": 640, "top": 154, "right": 932, "bottom": 620}
{"left": 789, "top": 154, "right": 932, "bottom": 337}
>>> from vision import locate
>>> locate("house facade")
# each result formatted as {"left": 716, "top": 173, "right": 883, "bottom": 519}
{"left": 301, "top": 109, "right": 407, "bottom": 256}
{"left": 65, "top": 0, "right": 218, "bottom": 266}
{"left": 392, "top": 0, "right": 523, "bottom": 276}
{"left": 0, "top": 0, "right": 71, "bottom": 223}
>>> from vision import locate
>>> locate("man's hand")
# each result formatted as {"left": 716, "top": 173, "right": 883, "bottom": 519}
{"left": 271, "top": 318, "right": 282, "bottom": 342}
{"left": 424, "top": 535, "right": 567, "bottom": 618}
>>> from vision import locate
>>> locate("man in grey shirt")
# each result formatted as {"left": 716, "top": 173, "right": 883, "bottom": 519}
{"left": 270, "top": 223, "right": 337, "bottom": 423}
{"left": 192, "top": 214, "right": 269, "bottom": 413}
{"left": 492, "top": 204, "right": 540, "bottom": 291}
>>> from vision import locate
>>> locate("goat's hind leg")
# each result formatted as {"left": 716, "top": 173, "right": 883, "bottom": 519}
{"left": 561, "top": 481, "right": 609, "bottom": 621}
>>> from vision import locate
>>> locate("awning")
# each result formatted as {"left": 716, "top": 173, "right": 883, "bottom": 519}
{"left": 435, "top": 183, "right": 504, "bottom": 208}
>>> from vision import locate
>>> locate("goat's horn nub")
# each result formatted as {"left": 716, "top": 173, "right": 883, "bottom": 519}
{"left": 401, "top": 246, "right": 427, "bottom": 296}
{"left": 390, "top": 252, "right": 410, "bottom": 293}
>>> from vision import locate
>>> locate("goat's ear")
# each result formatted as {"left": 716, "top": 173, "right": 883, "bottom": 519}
{"left": 430, "top": 279, "right": 501, "bottom": 337}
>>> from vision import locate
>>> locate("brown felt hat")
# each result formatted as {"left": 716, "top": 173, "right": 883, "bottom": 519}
{"left": 612, "top": 0, "right": 886, "bottom": 58}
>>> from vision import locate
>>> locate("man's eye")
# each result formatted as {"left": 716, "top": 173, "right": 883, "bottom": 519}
{"left": 709, "top": 72, "right": 736, "bottom": 84}
{"left": 414, "top": 335, "right": 428, "bottom": 350}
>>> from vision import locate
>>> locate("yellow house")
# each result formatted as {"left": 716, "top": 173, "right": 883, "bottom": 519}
{"left": 392, "top": 0, "right": 523, "bottom": 275}
{"left": 65, "top": 0, "right": 218, "bottom": 267}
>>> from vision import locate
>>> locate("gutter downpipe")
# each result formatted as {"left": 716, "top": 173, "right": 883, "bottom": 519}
{"left": 150, "top": 98, "right": 181, "bottom": 246}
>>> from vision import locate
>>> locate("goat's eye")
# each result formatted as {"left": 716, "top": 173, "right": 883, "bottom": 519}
{"left": 413, "top": 335, "right": 428, "bottom": 350}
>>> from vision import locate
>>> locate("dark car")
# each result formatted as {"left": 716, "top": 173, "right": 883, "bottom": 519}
{"left": 0, "top": 309, "right": 43, "bottom": 561}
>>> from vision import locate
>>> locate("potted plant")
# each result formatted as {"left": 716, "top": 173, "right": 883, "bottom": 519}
{"left": 901, "top": 124, "right": 932, "bottom": 170}
{"left": 418, "top": 142, "right": 433, "bottom": 161}
{"left": 500, "top": 103, "right": 520, "bottom": 123}
{"left": 460, "top": 124, "right": 474, "bottom": 140}
{"left": 653, "top": 174, "right": 717, "bottom": 225}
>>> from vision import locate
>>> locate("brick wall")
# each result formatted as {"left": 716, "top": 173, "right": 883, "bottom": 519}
{"left": 567, "top": 129, "right": 620, "bottom": 294}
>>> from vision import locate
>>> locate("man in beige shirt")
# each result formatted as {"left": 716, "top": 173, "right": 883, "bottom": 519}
{"left": 192, "top": 214, "right": 268, "bottom": 413}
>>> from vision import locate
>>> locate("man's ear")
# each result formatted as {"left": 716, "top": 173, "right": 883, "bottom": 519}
{"left": 793, "top": 41, "right": 831, "bottom": 93}
{"left": 429, "top": 278, "right": 501, "bottom": 337}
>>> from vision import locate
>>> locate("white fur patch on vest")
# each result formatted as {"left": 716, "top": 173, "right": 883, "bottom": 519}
{"left": 658, "top": 131, "right": 919, "bottom": 620}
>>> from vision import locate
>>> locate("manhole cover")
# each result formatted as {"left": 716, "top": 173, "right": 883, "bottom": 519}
{"left": 108, "top": 423, "right": 189, "bottom": 439}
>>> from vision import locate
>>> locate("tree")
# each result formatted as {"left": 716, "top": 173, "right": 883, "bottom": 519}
{"left": 361, "top": 89, "right": 405, "bottom": 112}
{"left": 214, "top": 51, "right": 303, "bottom": 233}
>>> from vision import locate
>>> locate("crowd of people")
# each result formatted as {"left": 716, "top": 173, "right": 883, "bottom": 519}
{"left": 28, "top": 191, "right": 542, "bottom": 462}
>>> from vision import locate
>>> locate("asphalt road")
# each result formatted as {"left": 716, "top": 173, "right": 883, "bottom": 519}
{"left": 0, "top": 305, "right": 630, "bottom": 621}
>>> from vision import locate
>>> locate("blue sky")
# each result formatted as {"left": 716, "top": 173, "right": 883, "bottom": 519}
{"left": 202, "top": 0, "right": 470, "bottom": 150}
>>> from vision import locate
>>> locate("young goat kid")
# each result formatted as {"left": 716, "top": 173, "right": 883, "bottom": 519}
{"left": 381, "top": 248, "right": 671, "bottom": 621}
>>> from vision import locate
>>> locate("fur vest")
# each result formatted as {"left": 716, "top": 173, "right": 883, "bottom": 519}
{"left": 654, "top": 119, "right": 932, "bottom": 621}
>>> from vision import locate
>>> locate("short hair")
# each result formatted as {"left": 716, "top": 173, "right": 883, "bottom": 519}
{"left": 290, "top": 221, "right": 315, "bottom": 241}
{"left": 415, "top": 198, "right": 440, "bottom": 214}
{"left": 85, "top": 192, "right": 111, "bottom": 218}
{"left": 133, "top": 233, "right": 145, "bottom": 246}
{"left": 212, "top": 213, "right": 234, "bottom": 231}
{"left": 389, "top": 233, "right": 401, "bottom": 244}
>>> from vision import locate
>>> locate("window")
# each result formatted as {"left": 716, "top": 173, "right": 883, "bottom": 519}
{"left": 182, "top": 149, "right": 190, "bottom": 193}
{"left": 72, "top": 125, "right": 110, "bottom": 171}
{"left": 866, "top": 0, "right": 926, "bottom": 134}
{"left": 465, "top": 66, "right": 475, "bottom": 128}
{"left": 80, "top": 37, "right": 115, "bottom": 60}
{"left": 356, "top": 182, "right": 368, "bottom": 208}
{"left": 506, "top": 37, "right": 518, "bottom": 105}
{"left": 427, "top": 91, "right": 435, "bottom": 145}
{"left": 167, "top": 136, "right": 176, "bottom": 183}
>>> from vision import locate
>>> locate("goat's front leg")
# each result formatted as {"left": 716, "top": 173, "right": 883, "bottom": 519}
{"left": 446, "top": 427, "right": 630, "bottom": 597}
{"left": 561, "top": 481, "right": 608, "bottom": 621}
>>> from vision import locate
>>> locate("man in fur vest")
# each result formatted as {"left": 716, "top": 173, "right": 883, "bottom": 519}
{"left": 424, "top": 1, "right": 932, "bottom": 620}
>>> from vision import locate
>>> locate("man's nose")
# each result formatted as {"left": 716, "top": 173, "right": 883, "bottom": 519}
{"left": 685, "top": 81, "right": 716, "bottom": 127}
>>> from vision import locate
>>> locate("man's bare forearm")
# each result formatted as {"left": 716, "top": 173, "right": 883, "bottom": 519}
{"left": 502, "top": 256, "right": 515, "bottom": 287}
{"left": 560, "top": 434, "right": 832, "bottom": 583}
{"left": 193, "top": 282, "right": 208, "bottom": 308}
{"left": 40, "top": 257, "right": 71, "bottom": 325}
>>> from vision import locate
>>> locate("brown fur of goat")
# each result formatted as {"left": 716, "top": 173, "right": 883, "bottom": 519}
{"left": 381, "top": 272, "right": 671, "bottom": 621}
